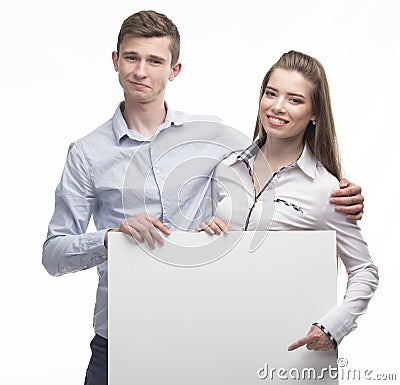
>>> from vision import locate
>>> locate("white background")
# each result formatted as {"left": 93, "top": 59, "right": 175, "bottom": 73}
{"left": 0, "top": 0, "right": 398, "bottom": 383}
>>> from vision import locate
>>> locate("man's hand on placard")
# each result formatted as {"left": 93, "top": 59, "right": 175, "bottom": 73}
{"left": 105, "top": 212, "right": 170, "bottom": 249}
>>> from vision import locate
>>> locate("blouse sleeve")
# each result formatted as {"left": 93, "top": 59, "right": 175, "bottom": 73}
{"left": 316, "top": 175, "right": 379, "bottom": 345}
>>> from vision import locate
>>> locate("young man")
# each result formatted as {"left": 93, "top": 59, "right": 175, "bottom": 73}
{"left": 42, "top": 10, "right": 365, "bottom": 385}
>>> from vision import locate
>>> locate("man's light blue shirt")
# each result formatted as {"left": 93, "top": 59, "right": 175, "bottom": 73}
{"left": 43, "top": 102, "right": 249, "bottom": 338}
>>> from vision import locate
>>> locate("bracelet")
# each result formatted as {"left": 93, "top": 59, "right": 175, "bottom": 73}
{"left": 312, "top": 322, "right": 338, "bottom": 349}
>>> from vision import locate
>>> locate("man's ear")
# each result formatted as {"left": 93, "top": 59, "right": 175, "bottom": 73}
{"left": 112, "top": 51, "right": 119, "bottom": 72}
{"left": 168, "top": 62, "right": 182, "bottom": 81}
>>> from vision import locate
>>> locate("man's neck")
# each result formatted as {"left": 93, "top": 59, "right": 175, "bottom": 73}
{"left": 122, "top": 99, "right": 167, "bottom": 138}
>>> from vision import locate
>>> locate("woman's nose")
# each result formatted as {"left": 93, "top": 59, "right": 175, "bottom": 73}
{"left": 272, "top": 97, "right": 285, "bottom": 113}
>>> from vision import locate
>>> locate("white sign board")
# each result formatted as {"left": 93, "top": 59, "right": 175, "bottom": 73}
{"left": 109, "top": 231, "right": 338, "bottom": 384}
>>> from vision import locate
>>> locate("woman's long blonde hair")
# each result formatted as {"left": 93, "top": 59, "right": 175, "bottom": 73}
{"left": 253, "top": 50, "right": 342, "bottom": 180}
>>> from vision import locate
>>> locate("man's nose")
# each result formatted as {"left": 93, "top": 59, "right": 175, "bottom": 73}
{"left": 133, "top": 61, "right": 147, "bottom": 78}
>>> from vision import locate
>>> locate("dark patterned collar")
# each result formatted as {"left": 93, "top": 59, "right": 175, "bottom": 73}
{"left": 236, "top": 137, "right": 266, "bottom": 162}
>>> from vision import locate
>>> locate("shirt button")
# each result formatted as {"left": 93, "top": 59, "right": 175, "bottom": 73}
{"left": 154, "top": 168, "right": 161, "bottom": 174}
{"left": 276, "top": 173, "right": 281, "bottom": 179}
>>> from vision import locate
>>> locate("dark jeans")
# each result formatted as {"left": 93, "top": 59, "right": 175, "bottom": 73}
{"left": 84, "top": 334, "right": 108, "bottom": 385}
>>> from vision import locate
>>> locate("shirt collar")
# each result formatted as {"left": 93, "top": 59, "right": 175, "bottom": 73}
{"left": 234, "top": 138, "right": 318, "bottom": 179}
{"left": 112, "top": 102, "right": 129, "bottom": 142}
{"left": 236, "top": 137, "right": 266, "bottom": 162}
{"left": 296, "top": 143, "right": 318, "bottom": 179}
{"left": 112, "top": 101, "right": 178, "bottom": 143}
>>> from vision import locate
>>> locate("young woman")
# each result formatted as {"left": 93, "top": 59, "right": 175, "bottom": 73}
{"left": 197, "top": 50, "right": 378, "bottom": 351}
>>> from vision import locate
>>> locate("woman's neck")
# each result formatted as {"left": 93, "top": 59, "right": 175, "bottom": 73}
{"left": 260, "top": 137, "right": 304, "bottom": 173}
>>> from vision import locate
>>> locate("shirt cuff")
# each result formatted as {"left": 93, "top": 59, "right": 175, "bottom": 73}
{"left": 79, "top": 228, "right": 109, "bottom": 269}
{"left": 312, "top": 322, "right": 337, "bottom": 349}
{"left": 317, "top": 306, "right": 357, "bottom": 345}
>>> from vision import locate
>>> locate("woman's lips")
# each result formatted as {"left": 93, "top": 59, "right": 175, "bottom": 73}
{"left": 267, "top": 115, "right": 289, "bottom": 126}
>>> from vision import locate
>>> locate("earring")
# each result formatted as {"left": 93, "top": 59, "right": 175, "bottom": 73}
{"left": 312, "top": 120, "right": 316, "bottom": 126}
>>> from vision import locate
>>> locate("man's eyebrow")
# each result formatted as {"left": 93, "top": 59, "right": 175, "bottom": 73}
{"left": 121, "top": 50, "right": 138, "bottom": 55}
{"left": 148, "top": 54, "right": 166, "bottom": 62}
{"left": 266, "top": 86, "right": 305, "bottom": 99}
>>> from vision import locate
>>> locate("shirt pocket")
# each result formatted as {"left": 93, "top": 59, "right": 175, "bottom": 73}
{"left": 273, "top": 198, "right": 304, "bottom": 218}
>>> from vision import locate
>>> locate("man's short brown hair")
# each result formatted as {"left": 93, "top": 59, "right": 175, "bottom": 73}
{"left": 117, "top": 10, "right": 180, "bottom": 66}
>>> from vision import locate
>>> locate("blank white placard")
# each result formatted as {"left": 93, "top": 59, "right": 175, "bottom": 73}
{"left": 109, "top": 231, "right": 338, "bottom": 384}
